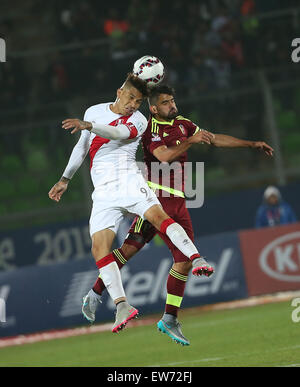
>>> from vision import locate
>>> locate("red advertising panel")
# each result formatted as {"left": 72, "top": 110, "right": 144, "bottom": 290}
{"left": 239, "top": 223, "right": 300, "bottom": 296}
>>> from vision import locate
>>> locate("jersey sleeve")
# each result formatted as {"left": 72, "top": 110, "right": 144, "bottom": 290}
{"left": 83, "top": 106, "right": 93, "bottom": 122}
{"left": 126, "top": 112, "right": 148, "bottom": 139}
{"left": 62, "top": 109, "right": 91, "bottom": 179}
{"left": 174, "top": 115, "right": 202, "bottom": 137}
{"left": 145, "top": 124, "right": 167, "bottom": 154}
{"left": 186, "top": 120, "right": 201, "bottom": 137}
{"left": 62, "top": 128, "right": 90, "bottom": 179}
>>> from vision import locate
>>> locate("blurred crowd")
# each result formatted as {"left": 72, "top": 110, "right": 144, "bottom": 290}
{"left": 1, "top": 0, "right": 300, "bottom": 221}
{"left": 0, "top": 0, "right": 299, "bottom": 110}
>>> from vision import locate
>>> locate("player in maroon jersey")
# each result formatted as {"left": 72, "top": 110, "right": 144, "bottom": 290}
{"left": 82, "top": 84, "right": 274, "bottom": 346}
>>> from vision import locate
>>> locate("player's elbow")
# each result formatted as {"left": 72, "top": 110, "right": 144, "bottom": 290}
{"left": 156, "top": 153, "right": 173, "bottom": 163}
{"left": 153, "top": 146, "right": 174, "bottom": 163}
{"left": 209, "top": 134, "right": 223, "bottom": 147}
{"left": 111, "top": 127, "right": 130, "bottom": 140}
{"left": 110, "top": 132, "right": 121, "bottom": 140}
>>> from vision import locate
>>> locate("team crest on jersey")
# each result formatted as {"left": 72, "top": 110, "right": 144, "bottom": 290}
{"left": 115, "top": 118, "right": 124, "bottom": 126}
{"left": 179, "top": 124, "right": 186, "bottom": 135}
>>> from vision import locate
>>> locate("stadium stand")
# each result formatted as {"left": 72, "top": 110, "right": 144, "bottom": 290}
{"left": 0, "top": 0, "right": 300, "bottom": 230}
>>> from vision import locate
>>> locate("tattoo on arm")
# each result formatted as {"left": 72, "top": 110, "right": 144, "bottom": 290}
{"left": 60, "top": 176, "right": 70, "bottom": 183}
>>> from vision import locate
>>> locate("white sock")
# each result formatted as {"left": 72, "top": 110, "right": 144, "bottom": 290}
{"left": 98, "top": 261, "right": 126, "bottom": 301}
{"left": 165, "top": 222, "right": 199, "bottom": 259}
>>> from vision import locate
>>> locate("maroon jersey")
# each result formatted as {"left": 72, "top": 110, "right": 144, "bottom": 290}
{"left": 142, "top": 115, "right": 200, "bottom": 198}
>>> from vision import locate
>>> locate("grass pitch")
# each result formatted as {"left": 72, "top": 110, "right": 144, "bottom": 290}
{"left": 0, "top": 300, "right": 299, "bottom": 367}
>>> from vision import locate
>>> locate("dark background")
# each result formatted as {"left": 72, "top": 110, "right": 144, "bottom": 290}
{"left": 1, "top": 0, "right": 299, "bottom": 237}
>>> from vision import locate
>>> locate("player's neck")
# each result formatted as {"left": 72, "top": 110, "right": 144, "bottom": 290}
{"left": 109, "top": 102, "right": 122, "bottom": 115}
{"left": 153, "top": 114, "right": 173, "bottom": 123}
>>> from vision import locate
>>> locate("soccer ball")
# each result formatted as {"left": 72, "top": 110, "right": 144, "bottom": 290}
{"left": 133, "top": 55, "right": 164, "bottom": 87}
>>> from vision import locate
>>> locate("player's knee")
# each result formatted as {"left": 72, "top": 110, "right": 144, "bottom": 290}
{"left": 91, "top": 243, "right": 108, "bottom": 260}
{"left": 144, "top": 205, "right": 169, "bottom": 230}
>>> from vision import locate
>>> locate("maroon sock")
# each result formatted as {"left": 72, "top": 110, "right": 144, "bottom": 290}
{"left": 92, "top": 248, "right": 128, "bottom": 296}
{"left": 165, "top": 268, "right": 188, "bottom": 317}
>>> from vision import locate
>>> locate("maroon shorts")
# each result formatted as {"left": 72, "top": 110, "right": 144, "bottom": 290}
{"left": 124, "top": 196, "right": 194, "bottom": 263}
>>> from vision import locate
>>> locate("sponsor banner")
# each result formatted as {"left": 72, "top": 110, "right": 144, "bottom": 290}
{"left": 0, "top": 217, "right": 134, "bottom": 271}
{"left": 0, "top": 232, "right": 247, "bottom": 337}
{"left": 0, "top": 219, "right": 91, "bottom": 271}
{"left": 239, "top": 222, "right": 300, "bottom": 296}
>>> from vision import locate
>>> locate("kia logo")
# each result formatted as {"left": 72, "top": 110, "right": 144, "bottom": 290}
{"left": 259, "top": 232, "right": 300, "bottom": 282}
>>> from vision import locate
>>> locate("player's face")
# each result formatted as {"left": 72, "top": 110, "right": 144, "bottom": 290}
{"left": 152, "top": 94, "right": 178, "bottom": 120}
{"left": 267, "top": 194, "right": 279, "bottom": 206}
{"left": 116, "top": 86, "right": 144, "bottom": 116}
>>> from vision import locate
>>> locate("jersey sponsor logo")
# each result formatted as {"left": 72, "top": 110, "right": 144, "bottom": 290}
{"left": 152, "top": 134, "right": 161, "bottom": 142}
{"left": 163, "top": 132, "right": 169, "bottom": 137}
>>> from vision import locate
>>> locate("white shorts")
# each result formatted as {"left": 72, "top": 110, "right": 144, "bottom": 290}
{"left": 89, "top": 173, "right": 160, "bottom": 237}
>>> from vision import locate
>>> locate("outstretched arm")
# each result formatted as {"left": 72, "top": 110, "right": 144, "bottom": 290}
{"left": 48, "top": 129, "right": 90, "bottom": 202}
{"left": 153, "top": 129, "right": 214, "bottom": 162}
{"left": 211, "top": 134, "right": 274, "bottom": 156}
{"left": 62, "top": 118, "right": 138, "bottom": 140}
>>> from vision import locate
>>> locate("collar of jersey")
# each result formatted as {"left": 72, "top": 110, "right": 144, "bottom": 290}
{"left": 152, "top": 117, "right": 174, "bottom": 126}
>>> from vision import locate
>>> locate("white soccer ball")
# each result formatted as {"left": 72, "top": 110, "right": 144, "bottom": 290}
{"left": 133, "top": 55, "right": 164, "bottom": 87}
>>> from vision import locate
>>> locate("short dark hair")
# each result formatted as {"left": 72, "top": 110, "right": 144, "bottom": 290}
{"left": 123, "top": 73, "right": 149, "bottom": 98}
{"left": 148, "top": 84, "right": 175, "bottom": 105}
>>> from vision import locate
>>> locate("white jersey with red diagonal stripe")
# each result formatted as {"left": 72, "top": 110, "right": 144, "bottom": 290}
{"left": 62, "top": 102, "right": 160, "bottom": 236}
{"left": 63, "top": 102, "right": 148, "bottom": 189}
{"left": 86, "top": 102, "right": 147, "bottom": 189}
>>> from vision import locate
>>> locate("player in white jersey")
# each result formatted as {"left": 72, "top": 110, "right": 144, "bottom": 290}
{"left": 49, "top": 73, "right": 214, "bottom": 333}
